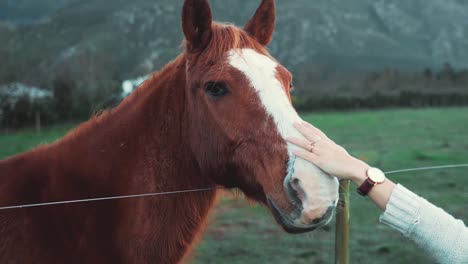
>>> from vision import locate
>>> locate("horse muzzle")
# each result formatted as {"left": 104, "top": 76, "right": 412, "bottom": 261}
{"left": 267, "top": 155, "right": 338, "bottom": 233}
{"left": 266, "top": 195, "right": 335, "bottom": 234}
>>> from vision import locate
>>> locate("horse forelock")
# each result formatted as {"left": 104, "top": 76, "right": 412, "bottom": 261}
{"left": 183, "top": 22, "right": 269, "bottom": 62}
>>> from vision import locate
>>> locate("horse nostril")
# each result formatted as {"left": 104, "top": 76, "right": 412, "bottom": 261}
{"left": 290, "top": 178, "right": 305, "bottom": 202}
{"left": 291, "top": 178, "right": 299, "bottom": 187}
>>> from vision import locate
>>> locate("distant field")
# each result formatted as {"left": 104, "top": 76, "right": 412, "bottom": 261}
{"left": 1, "top": 107, "right": 467, "bottom": 263}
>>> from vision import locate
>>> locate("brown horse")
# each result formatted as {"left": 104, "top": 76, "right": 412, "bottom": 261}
{"left": 0, "top": 0, "right": 338, "bottom": 263}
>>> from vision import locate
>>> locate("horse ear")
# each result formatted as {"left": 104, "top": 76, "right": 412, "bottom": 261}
{"left": 182, "top": 0, "right": 213, "bottom": 52}
{"left": 244, "top": 0, "right": 276, "bottom": 46}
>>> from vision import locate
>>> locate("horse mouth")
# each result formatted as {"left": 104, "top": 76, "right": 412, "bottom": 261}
{"left": 260, "top": 154, "right": 337, "bottom": 233}
{"left": 266, "top": 196, "right": 334, "bottom": 234}
{"left": 265, "top": 156, "right": 335, "bottom": 233}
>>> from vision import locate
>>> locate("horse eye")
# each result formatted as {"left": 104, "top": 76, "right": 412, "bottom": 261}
{"left": 205, "top": 82, "right": 229, "bottom": 98}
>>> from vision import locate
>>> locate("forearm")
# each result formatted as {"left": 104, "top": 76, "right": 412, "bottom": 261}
{"left": 351, "top": 162, "right": 468, "bottom": 262}
{"left": 380, "top": 184, "right": 468, "bottom": 263}
{"left": 287, "top": 121, "right": 468, "bottom": 262}
{"left": 347, "top": 158, "right": 396, "bottom": 211}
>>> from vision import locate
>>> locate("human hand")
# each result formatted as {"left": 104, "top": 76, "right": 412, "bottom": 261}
{"left": 287, "top": 121, "right": 369, "bottom": 184}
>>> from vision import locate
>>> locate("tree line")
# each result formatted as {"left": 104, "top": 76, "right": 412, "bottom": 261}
{"left": 1, "top": 63, "right": 468, "bottom": 129}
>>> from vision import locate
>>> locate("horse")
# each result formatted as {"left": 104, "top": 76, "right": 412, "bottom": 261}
{"left": 0, "top": 0, "right": 339, "bottom": 263}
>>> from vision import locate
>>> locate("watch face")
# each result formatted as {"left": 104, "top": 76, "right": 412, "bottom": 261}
{"left": 368, "top": 167, "right": 386, "bottom": 183}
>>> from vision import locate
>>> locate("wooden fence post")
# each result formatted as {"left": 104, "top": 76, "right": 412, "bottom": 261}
{"left": 335, "top": 180, "right": 350, "bottom": 264}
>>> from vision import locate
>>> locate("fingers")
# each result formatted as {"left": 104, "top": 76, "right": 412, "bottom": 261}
{"left": 287, "top": 135, "right": 330, "bottom": 164}
{"left": 300, "top": 121, "right": 330, "bottom": 141}
{"left": 292, "top": 149, "right": 320, "bottom": 164}
{"left": 287, "top": 136, "right": 327, "bottom": 155}
{"left": 292, "top": 122, "right": 322, "bottom": 143}
{"left": 286, "top": 137, "right": 313, "bottom": 151}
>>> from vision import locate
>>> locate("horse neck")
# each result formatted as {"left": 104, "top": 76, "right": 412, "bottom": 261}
{"left": 54, "top": 54, "right": 216, "bottom": 194}
{"left": 0, "top": 54, "right": 218, "bottom": 263}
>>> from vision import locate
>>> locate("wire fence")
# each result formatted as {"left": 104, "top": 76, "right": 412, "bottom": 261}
{"left": 0, "top": 163, "right": 467, "bottom": 211}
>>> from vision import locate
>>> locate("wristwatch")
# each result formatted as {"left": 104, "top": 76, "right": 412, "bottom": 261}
{"left": 357, "top": 167, "right": 386, "bottom": 196}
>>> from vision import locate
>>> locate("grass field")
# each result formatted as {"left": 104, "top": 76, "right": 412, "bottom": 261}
{"left": 1, "top": 107, "right": 467, "bottom": 263}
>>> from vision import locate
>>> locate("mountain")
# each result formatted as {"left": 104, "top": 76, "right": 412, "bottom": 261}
{"left": 1, "top": 0, "right": 468, "bottom": 91}
{"left": 0, "top": 0, "right": 72, "bottom": 25}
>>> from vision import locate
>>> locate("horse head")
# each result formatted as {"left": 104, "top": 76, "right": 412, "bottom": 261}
{"left": 182, "top": 0, "right": 339, "bottom": 233}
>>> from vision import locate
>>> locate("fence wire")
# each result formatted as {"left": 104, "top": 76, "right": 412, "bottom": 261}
{"left": 0, "top": 163, "right": 467, "bottom": 211}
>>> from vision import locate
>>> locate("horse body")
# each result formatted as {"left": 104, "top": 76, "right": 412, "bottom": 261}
{"left": 0, "top": 55, "right": 217, "bottom": 263}
{"left": 0, "top": 0, "right": 339, "bottom": 262}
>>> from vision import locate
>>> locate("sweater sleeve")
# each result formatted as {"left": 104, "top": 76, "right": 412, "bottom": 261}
{"left": 379, "top": 184, "right": 468, "bottom": 264}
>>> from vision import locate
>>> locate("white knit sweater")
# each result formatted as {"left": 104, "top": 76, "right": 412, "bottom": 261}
{"left": 380, "top": 184, "right": 468, "bottom": 264}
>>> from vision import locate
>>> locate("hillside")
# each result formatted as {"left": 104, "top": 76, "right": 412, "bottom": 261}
{"left": 1, "top": 0, "right": 468, "bottom": 120}
{"left": 2, "top": 0, "right": 468, "bottom": 76}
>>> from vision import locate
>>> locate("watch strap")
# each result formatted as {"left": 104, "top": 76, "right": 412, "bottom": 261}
{"left": 357, "top": 178, "right": 376, "bottom": 196}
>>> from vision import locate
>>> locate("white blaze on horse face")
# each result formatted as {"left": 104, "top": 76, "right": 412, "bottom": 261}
{"left": 228, "top": 48, "right": 339, "bottom": 225}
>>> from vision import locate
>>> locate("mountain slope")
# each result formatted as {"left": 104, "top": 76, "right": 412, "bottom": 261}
{"left": 1, "top": 0, "right": 467, "bottom": 87}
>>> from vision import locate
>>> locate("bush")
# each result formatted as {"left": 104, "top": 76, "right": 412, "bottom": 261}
{"left": 0, "top": 95, "right": 57, "bottom": 129}
{"left": 293, "top": 91, "right": 468, "bottom": 111}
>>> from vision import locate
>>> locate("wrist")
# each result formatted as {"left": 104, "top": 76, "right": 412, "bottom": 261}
{"left": 349, "top": 159, "right": 370, "bottom": 186}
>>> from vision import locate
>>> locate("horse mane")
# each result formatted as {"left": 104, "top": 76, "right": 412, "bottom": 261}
{"left": 56, "top": 53, "right": 187, "bottom": 146}
{"left": 71, "top": 23, "right": 268, "bottom": 137}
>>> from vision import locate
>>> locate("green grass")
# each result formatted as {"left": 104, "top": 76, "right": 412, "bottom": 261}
{"left": 0, "top": 124, "right": 76, "bottom": 159}
{"left": 1, "top": 107, "right": 468, "bottom": 263}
